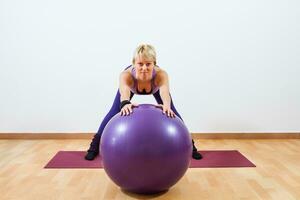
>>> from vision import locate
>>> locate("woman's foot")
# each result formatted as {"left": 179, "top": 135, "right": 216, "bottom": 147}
{"left": 84, "top": 150, "right": 99, "bottom": 160}
{"left": 192, "top": 139, "right": 202, "bottom": 160}
{"left": 192, "top": 150, "right": 203, "bottom": 160}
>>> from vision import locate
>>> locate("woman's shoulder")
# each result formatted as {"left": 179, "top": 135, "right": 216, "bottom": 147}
{"left": 120, "top": 66, "right": 134, "bottom": 85}
{"left": 154, "top": 66, "right": 167, "bottom": 74}
{"left": 154, "top": 66, "right": 168, "bottom": 86}
{"left": 155, "top": 66, "right": 167, "bottom": 77}
{"left": 123, "top": 65, "right": 134, "bottom": 73}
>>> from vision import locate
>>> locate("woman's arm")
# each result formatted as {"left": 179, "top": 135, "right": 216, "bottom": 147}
{"left": 156, "top": 70, "right": 175, "bottom": 117}
{"left": 158, "top": 70, "right": 171, "bottom": 107}
{"left": 119, "top": 72, "right": 138, "bottom": 115}
{"left": 119, "top": 71, "right": 132, "bottom": 101}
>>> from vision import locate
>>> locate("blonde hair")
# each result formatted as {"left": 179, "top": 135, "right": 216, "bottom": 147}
{"left": 132, "top": 44, "right": 157, "bottom": 65}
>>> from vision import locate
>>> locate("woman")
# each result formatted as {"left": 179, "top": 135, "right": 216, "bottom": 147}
{"left": 85, "top": 44, "right": 202, "bottom": 160}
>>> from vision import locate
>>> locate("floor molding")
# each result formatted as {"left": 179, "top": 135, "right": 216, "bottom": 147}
{"left": 191, "top": 133, "right": 300, "bottom": 139}
{"left": 0, "top": 133, "right": 299, "bottom": 139}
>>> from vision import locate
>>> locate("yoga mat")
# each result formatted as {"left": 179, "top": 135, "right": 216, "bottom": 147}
{"left": 44, "top": 150, "right": 255, "bottom": 169}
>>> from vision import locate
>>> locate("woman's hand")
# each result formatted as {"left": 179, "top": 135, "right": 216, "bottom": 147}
{"left": 155, "top": 104, "right": 176, "bottom": 118}
{"left": 120, "top": 103, "right": 139, "bottom": 116}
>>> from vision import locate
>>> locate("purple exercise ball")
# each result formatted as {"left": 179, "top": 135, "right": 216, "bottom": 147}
{"left": 100, "top": 104, "right": 192, "bottom": 194}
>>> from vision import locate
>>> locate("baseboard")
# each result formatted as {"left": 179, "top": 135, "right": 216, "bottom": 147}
{"left": 191, "top": 133, "right": 300, "bottom": 139}
{"left": 0, "top": 133, "right": 299, "bottom": 139}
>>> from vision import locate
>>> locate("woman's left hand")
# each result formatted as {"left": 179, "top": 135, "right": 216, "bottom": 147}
{"left": 155, "top": 104, "right": 176, "bottom": 118}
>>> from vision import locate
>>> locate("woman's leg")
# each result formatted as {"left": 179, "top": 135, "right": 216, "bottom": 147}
{"left": 85, "top": 90, "right": 134, "bottom": 160}
{"left": 153, "top": 91, "right": 202, "bottom": 160}
{"left": 86, "top": 65, "right": 133, "bottom": 160}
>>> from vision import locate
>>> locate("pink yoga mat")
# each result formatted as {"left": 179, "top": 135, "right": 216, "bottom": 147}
{"left": 44, "top": 150, "right": 255, "bottom": 169}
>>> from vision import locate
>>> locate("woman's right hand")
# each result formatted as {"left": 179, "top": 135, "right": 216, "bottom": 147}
{"left": 120, "top": 103, "right": 139, "bottom": 116}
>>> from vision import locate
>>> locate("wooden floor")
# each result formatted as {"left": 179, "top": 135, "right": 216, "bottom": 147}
{"left": 1, "top": 139, "right": 300, "bottom": 200}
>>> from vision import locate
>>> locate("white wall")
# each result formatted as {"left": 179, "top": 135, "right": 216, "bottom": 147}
{"left": 1, "top": 0, "right": 299, "bottom": 133}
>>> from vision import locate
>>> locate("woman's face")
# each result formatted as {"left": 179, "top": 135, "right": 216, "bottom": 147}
{"left": 134, "top": 55, "right": 155, "bottom": 81}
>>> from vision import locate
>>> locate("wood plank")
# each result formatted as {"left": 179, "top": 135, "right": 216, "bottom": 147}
{"left": 0, "top": 139, "right": 300, "bottom": 199}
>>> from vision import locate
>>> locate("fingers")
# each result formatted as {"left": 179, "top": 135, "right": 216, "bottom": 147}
{"left": 120, "top": 107, "right": 128, "bottom": 116}
{"left": 162, "top": 107, "right": 176, "bottom": 118}
{"left": 166, "top": 109, "right": 176, "bottom": 118}
{"left": 120, "top": 104, "right": 134, "bottom": 116}
{"left": 120, "top": 104, "right": 175, "bottom": 118}
{"left": 163, "top": 107, "right": 167, "bottom": 115}
{"left": 155, "top": 104, "right": 175, "bottom": 118}
{"left": 121, "top": 107, "right": 131, "bottom": 116}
